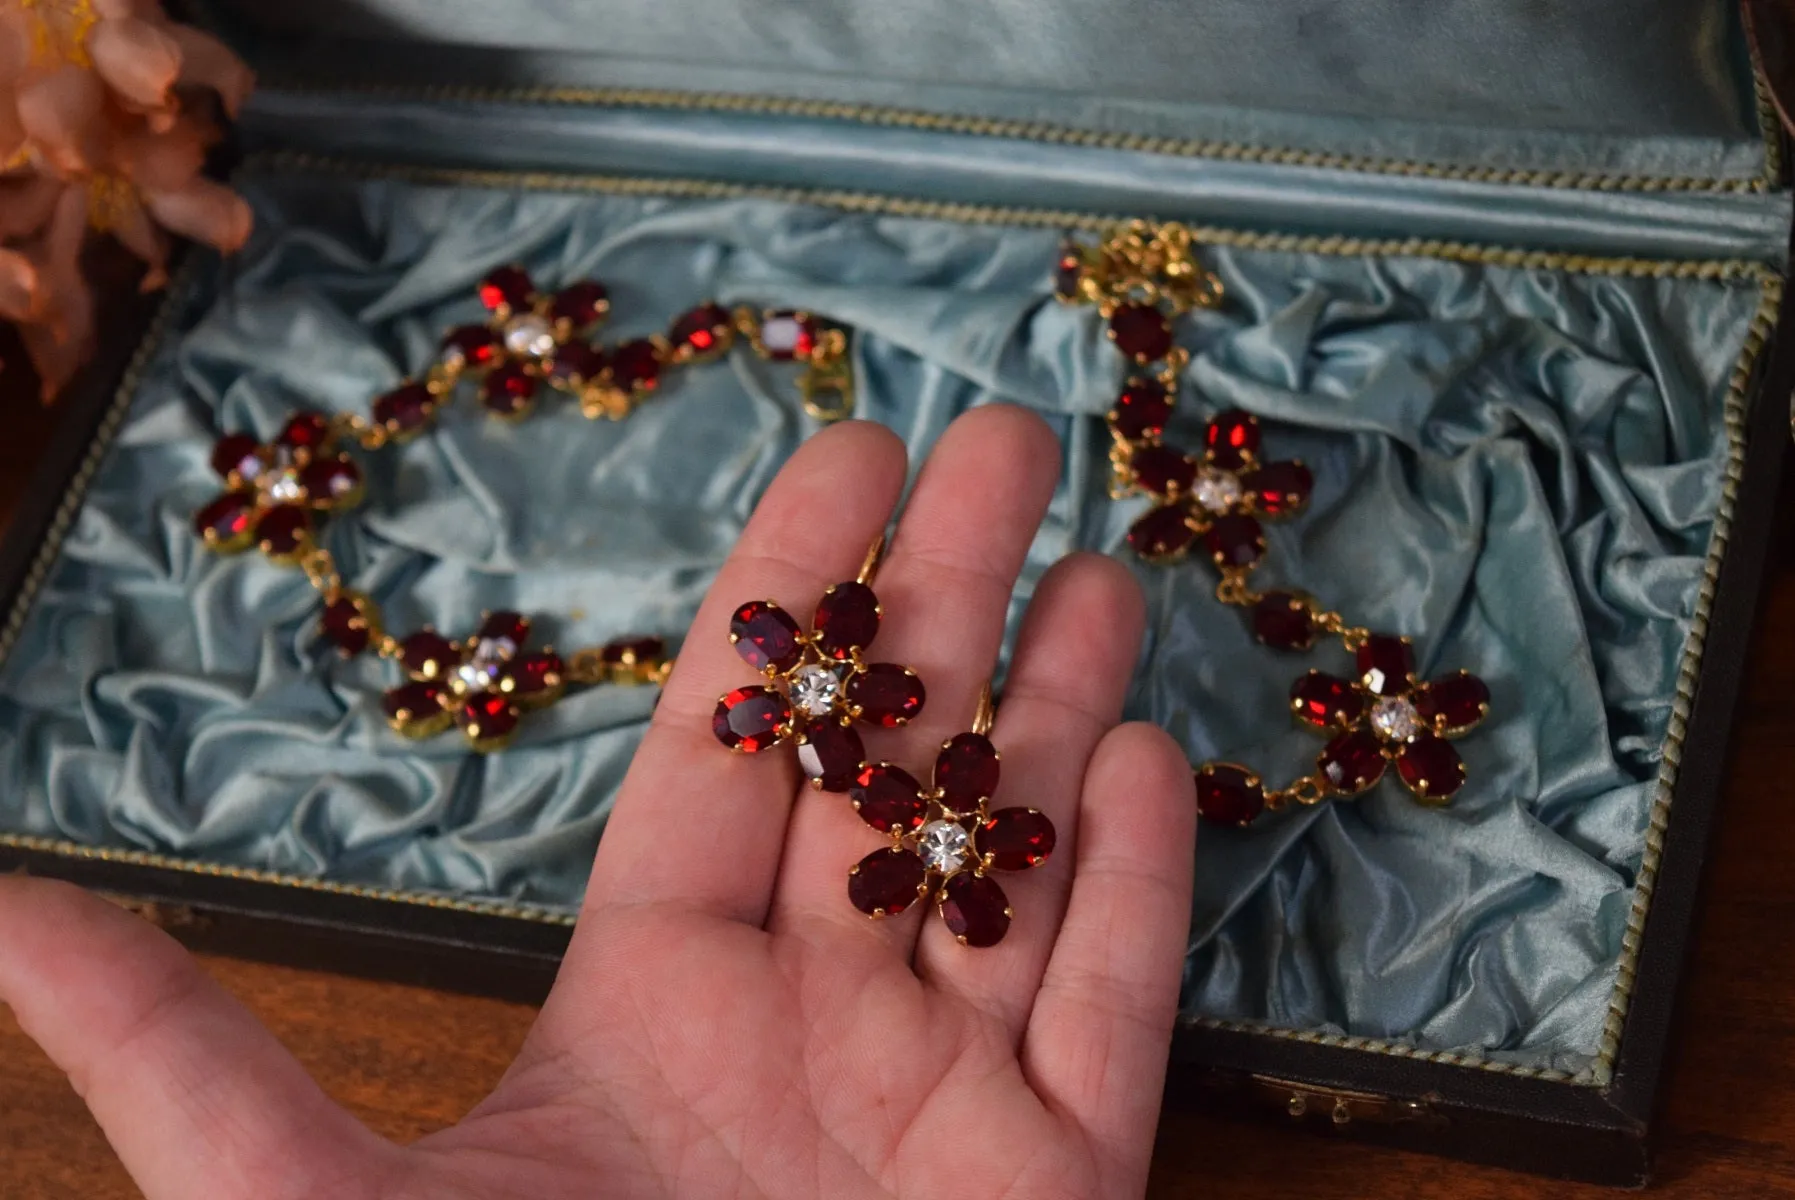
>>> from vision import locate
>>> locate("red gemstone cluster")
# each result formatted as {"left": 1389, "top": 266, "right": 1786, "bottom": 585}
{"left": 846, "top": 729, "right": 1055, "bottom": 947}
{"left": 712, "top": 580, "right": 926, "bottom": 790}
{"left": 193, "top": 411, "right": 364, "bottom": 562}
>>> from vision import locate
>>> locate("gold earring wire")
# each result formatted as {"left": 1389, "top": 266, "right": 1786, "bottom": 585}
{"left": 972, "top": 681, "right": 996, "bottom": 736}
{"left": 857, "top": 533, "right": 887, "bottom": 586}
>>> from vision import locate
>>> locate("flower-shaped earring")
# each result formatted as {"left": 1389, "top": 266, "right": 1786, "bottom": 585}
{"left": 711, "top": 537, "right": 927, "bottom": 791}
{"left": 844, "top": 688, "right": 1056, "bottom": 947}
{"left": 193, "top": 411, "right": 364, "bottom": 563}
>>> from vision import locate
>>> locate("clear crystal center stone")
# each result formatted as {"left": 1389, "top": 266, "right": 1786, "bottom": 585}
{"left": 789, "top": 664, "right": 842, "bottom": 717}
{"left": 266, "top": 469, "right": 304, "bottom": 504}
{"left": 918, "top": 820, "right": 970, "bottom": 873}
{"left": 455, "top": 637, "right": 515, "bottom": 693}
{"left": 1370, "top": 695, "right": 1420, "bottom": 742}
{"left": 504, "top": 313, "right": 556, "bottom": 359}
{"left": 1192, "top": 467, "right": 1242, "bottom": 515}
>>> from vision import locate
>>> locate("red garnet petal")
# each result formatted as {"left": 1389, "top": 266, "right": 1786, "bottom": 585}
{"left": 850, "top": 763, "right": 928, "bottom": 833}
{"left": 549, "top": 341, "right": 606, "bottom": 387}
{"left": 813, "top": 581, "right": 880, "bottom": 659}
{"left": 209, "top": 432, "right": 262, "bottom": 480}
{"left": 482, "top": 361, "right": 537, "bottom": 415}
{"left": 713, "top": 685, "right": 792, "bottom": 752}
{"left": 1252, "top": 591, "right": 1315, "bottom": 651}
{"left": 935, "top": 732, "right": 1000, "bottom": 808}
{"left": 797, "top": 718, "right": 866, "bottom": 792}
{"left": 1109, "top": 302, "right": 1173, "bottom": 361}
{"left": 759, "top": 311, "right": 817, "bottom": 360}
{"left": 1131, "top": 445, "right": 1198, "bottom": 497}
{"left": 976, "top": 807, "right": 1056, "bottom": 870}
{"left": 1246, "top": 460, "right": 1313, "bottom": 516}
{"left": 1319, "top": 730, "right": 1388, "bottom": 795}
{"left": 478, "top": 611, "right": 530, "bottom": 645}
{"left": 729, "top": 600, "right": 803, "bottom": 673}
{"left": 461, "top": 692, "right": 521, "bottom": 743}
{"left": 549, "top": 281, "right": 608, "bottom": 329}
{"left": 505, "top": 651, "right": 564, "bottom": 697}
{"left": 940, "top": 872, "right": 1011, "bottom": 947}
{"left": 400, "top": 630, "right": 462, "bottom": 678}
{"left": 1356, "top": 635, "right": 1416, "bottom": 696}
{"left": 1111, "top": 378, "right": 1172, "bottom": 441}
{"left": 1416, "top": 671, "right": 1491, "bottom": 733}
{"left": 1195, "top": 764, "right": 1266, "bottom": 825}
{"left": 1291, "top": 671, "right": 1365, "bottom": 729}
{"left": 383, "top": 680, "right": 449, "bottom": 727}
{"left": 1397, "top": 733, "right": 1466, "bottom": 802}
{"left": 193, "top": 490, "right": 255, "bottom": 547}
{"left": 373, "top": 382, "right": 438, "bottom": 435}
{"left": 610, "top": 339, "right": 663, "bottom": 393}
{"left": 440, "top": 324, "right": 499, "bottom": 370}
{"left": 1204, "top": 410, "right": 1261, "bottom": 471}
{"left": 1127, "top": 504, "right": 1197, "bottom": 561}
{"left": 670, "top": 302, "right": 733, "bottom": 357}
{"left": 321, "top": 595, "right": 372, "bottom": 655}
{"left": 299, "top": 455, "right": 362, "bottom": 508}
{"left": 846, "top": 663, "right": 926, "bottom": 727}
{"left": 276, "top": 411, "right": 331, "bottom": 454}
{"left": 255, "top": 504, "right": 311, "bottom": 556}
{"left": 848, "top": 847, "right": 927, "bottom": 917}
{"left": 1205, "top": 513, "right": 1265, "bottom": 568}
{"left": 1054, "top": 244, "right": 1084, "bottom": 299}
{"left": 480, "top": 265, "right": 534, "bottom": 312}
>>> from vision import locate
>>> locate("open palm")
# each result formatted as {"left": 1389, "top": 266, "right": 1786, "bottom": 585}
{"left": 0, "top": 406, "right": 1197, "bottom": 1200}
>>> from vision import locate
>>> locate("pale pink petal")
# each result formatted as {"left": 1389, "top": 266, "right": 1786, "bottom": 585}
{"left": 19, "top": 186, "right": 96, "bottom": 401}
{"left": 0, "top": 174, "right": 66, "bottom": 239}
{"left": 88, "top": 16, "right": 183, "bottom": 114}
{"left": 112, "top": 116, "right": 207, "bottom": 192}
{"left": 0, "top": 246, "right": 41, "bottom": 320}
{"left": 105, "top": 189, "right": 169, "bottom": 289}
{"left": 0, "top": 92, "right": 25, "bottom": 164}
{"left": 167, "top": 25, "right": 253, "bottom": 117}
{"left": 143, "top": 175, "right": 250, "bottom": 252}
{"left": 16, "top": 66, "right": 108, "bottom": 176}
{"left": 0, "top": 10, "right": 34, "bottom": 87}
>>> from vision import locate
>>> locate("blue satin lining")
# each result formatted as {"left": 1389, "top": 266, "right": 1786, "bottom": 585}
{"left": 0, "top": 169, "right": 1762, "bottom": 1076}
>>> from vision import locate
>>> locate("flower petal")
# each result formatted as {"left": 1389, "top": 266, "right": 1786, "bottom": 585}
{"left": 88, "top": 16, "right": 183, "bottom": 114}
{"left": 16, "top": 65, "right": 108, "bottom": 175}
{"left": 168, "top": 24, "right": 254, "bottom": 116}
{"left": 0, "top": 247, "right": 41, "bottom": 321}
{"left": 142, "top": 175, "right": 251, "bottom": 253}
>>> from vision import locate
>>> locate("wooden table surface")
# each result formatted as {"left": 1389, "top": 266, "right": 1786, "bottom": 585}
{"left": 2, "top": 401, "right": 1795, "bottom": 1199}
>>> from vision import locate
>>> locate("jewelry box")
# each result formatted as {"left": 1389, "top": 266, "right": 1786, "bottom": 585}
{"left": 2, "top": 0, "right": 1791, "bottom": 1185}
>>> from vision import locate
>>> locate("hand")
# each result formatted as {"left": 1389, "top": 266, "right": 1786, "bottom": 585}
{"left": 0, "top": 406, "right": 1197, "bottom": 1200}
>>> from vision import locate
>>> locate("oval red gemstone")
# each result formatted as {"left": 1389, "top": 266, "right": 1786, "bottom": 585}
{"left": 759, "top": 311, "right": 817, "bottom": 360}
{"left": 1397, "top": 733, "right": 1466, "bottom": 802}
{"left": 480, "top": 265, "right": 534, "bottom": 312}
{"left": 935, "top": 732, "right": 1000, "bottom": 808}
{"left": 1204, "top": 410, "right": 1261, "bottom": 470}
{"left": 549, "top": 341, "right": 606, "bottom": 387}
{"left": 1246, "top": 460, "right": 1313, "bottom": 516}
{"left": 461, "top": 692, "right": 520, "bottom": 741}
{"left": 797, "top": 718, "right": 866, "bottom": 792}
{"left": 1131, "top": 445, "right": 1198, "bottom": 497}
{"left": 299, "top": 456, "right": 362, "bottom": 507}
{"left": 729, "top": 600, "right": 803, "bottom": 673}
{"left": 400, "top": 631, "right": 461, "bottom": 677}
{"left": 373, "top": 382, "right": 437, "bottom": 435}
{"left": 1127, "top": 504, "right": 1196, "bottom": 560}
{"left": 506, "top": 651, "right": 564, "bottom": 696}
{"left": 940, "top": 872, "right": 1011, "bottom": 947}
{"left": 321, "top": 595, "right": 372, "bottom": 656}
{"left": 1195, "top": 764, "right": 1265, "bottom": 825}
{"left": 255, "top": 504, "right": 311, "bottom": 556}
{"left": 1319, "top": 730, "right": 1388, "bottom": 794}
{"left": 670, "top": 303, "right": 733, "bottom": 357}
{"left": 600, "top": 636, "right": 666, "bottom": 667}
{"left": 847, "top": 663, "right": 926, "bottom": 727}
{"left": 1291, "top": 671, "right": 1364, "bottom": 729}
{"left": 482, "top": 361, "right": 536, "bottom": 415}
{"left": 610, "top": 339, "right": 663, "bottom": 393}
{"left": 851, "top": 763, "right": 928, "bottom": 833}
{"left": 713, "top": 685, "right": 792, "bottom": 752}
{"left": 1054, "top": 245, "right": 1084, "bottom": 300}
{"left": 548, "top": 281, "right": 608, "bottom": 329}
{"left": 1111, "top": 378, "right": 1172, "bottom": 441}
{"left": 193, "top": 490, "right": 255, "bottom": 547}
{"left": 1109, "top": 302, "right": 1173, "bottom": 361}
{"left": 383, "top": 680, "right": 447, "bottom": 726}
{"left": 813, "top": 581, "right": 880, "bottom": 659}
{"left": 1416, "top": 672, "right": 1490, "bottom": 733}
{"left": 1253, "top": 591, "right": 1314, "bottom": 651}
{"left": 848, "top": 847, "right": 927, "bottom": 916}
{"left": 976, "top": 807, "right": 1055, "bottom": 870}
{"left": 210, "top": 433, "right": 262, "bottom": 481}
{"left": 478, "top": 611, "right": 530, "bottom": 645}
{"left": 1205, "top": 513, "right": 1265, "bottom": 568}
{"left": 1356, "top": 635, "right": 1416, "bottom": 696}
{"left": 276, "top": 411, "right": 331, "bottom": 454}
{"left": 439, "top": 324, "right": 499, "bottom": 371}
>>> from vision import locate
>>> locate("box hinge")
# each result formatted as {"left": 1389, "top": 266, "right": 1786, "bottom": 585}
{"left": 1249, "top": 1074, "right": 1447, "bottom": 1131}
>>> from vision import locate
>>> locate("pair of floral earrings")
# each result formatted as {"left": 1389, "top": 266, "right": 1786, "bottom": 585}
{"left": 710, "top": 538, "right": 1055, "bottom": 949}
{"left": 1056, "top": 222, "right": 1492, "bottom": 825}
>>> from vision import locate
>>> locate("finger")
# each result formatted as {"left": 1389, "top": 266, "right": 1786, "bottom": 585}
{"left": 0, "top": 876, "right": 397, "bottom": 1200}
{"left": 767, "top": 404, "right": 1063, "bottom": 955}
{"left": 913, "top": 553, "right": 1145, "bottom": 1038}
{"left": 1022, "top": 723, "right": 1196, "bottom": 1195}
{"left": 584, "top": 420, "right": 908, "bottom": 926}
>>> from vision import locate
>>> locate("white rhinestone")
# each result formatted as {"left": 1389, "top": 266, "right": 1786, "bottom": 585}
{"left": 1370, "top": 695, "right": 1421, "bottom": 742}
{"left": 504, "top": 313, "right": 556, "bottom": 359}
{"left": 760, "top": 315, "right": 807, "bottom": 357}
{"left": 1192, "top": 467, "right": 1242, "bottom": 515}
{"left": 266, "top": 470, "right": 303, "bottom": 504}
{"left": 918, "top": 820, "right": 970, "bottom": 873}
{"left": 236, "top": 456, "right": 264, "bottom": 482}
{"left": 789, "top": 664, "right": 841, "bottom": 718}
